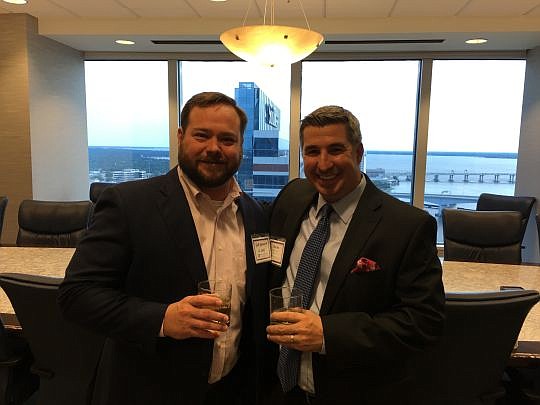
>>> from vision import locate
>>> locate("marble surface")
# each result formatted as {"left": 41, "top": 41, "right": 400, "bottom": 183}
{"left": 443, "top": 260, "right": 540, "bottom": 342}
{"left": 0, "top": 247, "right": 74, "bottom": 314}
{"left": 0, "top": 248, "right": 539, "bottom": 342}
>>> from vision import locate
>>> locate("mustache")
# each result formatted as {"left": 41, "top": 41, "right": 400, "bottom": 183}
{"left": 199, "top": 158, "right": 226, "bottom": 164}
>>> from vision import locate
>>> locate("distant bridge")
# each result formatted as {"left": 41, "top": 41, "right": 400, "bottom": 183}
{"left": 388, "top": 171, "right": 515, "bottom": 183}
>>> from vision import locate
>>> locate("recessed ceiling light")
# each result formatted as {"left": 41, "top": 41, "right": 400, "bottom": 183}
{"left": 465, "top": 38, "right": 488, "bottom": 44}
{"left": 3, "top": 0, "right": 28, "bottom": 4}
{"left": 115, "top": 39, "right": 135, "bottom": 45}
{"left": 210, "top": 0, "right": 228, "bottom": 2}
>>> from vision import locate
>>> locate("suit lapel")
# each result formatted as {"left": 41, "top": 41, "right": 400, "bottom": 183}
{"left": 270, "top": 181, "right": 318, "bottom": 288}
{"left": 156, "top": 169, "right": 207, "bottom": 284}
{"left": 320, "top": 180, "right": 383, "bottom": 315}
{"left": 236, "top": 196, "right": 257, "bottom": 297}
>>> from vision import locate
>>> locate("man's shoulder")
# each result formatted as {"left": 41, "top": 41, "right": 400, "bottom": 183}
{"left": 275, "top": 178, "right": 315, "bottom": 203}
{"left": 112, "top": 169, "right": 177, "bottom": 195}
{"left": 371, "top": 186, "right": 434, "bottom": 226}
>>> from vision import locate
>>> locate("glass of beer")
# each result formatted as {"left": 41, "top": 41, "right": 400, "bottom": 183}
{"left": 197, "top": 279, "right": 232, "bottom": 326}
{"left": 269, "top": 287, "right": 303, "bottom": 325}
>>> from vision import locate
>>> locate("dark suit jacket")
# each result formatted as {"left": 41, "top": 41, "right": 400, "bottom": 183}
{"left": 58, "top": 168, "right": 272, "bottom": 405}
{"left": 269, "top": 176, "right": 445, "bottom": 405}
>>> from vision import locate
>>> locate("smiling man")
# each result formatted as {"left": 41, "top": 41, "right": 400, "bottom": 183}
{"left": 59, "top": 92, "right": 272, "bottom": 405}
{"left": 266, "top": 105, "right": 445, "bottom": 405}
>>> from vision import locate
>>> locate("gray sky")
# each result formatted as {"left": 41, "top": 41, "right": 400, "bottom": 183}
{"left": 85, "top": 59, "right": 526, "bottom": 153}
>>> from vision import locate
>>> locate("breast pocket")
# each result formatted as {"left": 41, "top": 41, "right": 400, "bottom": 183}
{"left": 341, "top": 269, "right": 389, "bottom": 312}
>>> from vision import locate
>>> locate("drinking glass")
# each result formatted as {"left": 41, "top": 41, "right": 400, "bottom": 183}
{"left": 269, "top": 287, "right": 303, "bottom": 325}
{"left": 197, "top": 279, "right": 232, "bottom": 326}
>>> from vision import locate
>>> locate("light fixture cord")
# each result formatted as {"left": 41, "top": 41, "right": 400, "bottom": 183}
{"left": 297, "top": 0, "right": 312, "bottom": 30}
{"left": 241, "top": 0, "right": 254, "bottom": 27}
{"left": 261, "top": 0, "right": 273, "bottom": 25}
{"left": 245, "top": 0, "right": 311, "bottom": 28}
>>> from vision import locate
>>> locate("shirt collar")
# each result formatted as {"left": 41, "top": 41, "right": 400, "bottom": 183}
{"left": 177, "top": 166, "right": 242, "bottom": 209}
{"left": 316, "top": 174, "right": 366, "bottom": 225}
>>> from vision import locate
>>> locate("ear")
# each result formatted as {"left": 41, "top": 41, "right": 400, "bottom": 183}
{"left": 355, "top": 142, "right": 364, "bottom": 165}
{"left": 177, "top": 128, "right": 183, "bottom": 145}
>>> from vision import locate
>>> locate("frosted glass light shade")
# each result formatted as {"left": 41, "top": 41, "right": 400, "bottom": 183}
{"left": 220, "top": 25, "right": 324, "bottom": 67}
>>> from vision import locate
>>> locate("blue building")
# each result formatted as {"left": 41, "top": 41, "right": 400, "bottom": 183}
{"left": 235, "top": 82, "right": 289, "bottom": 201}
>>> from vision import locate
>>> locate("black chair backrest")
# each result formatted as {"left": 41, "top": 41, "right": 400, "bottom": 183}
{"left": 476, "top": 193, "right": 536, "bottom": 243}
{"left": 0, "top": 196, "right": 7, "bottom": 241}
{"left": 537, "top": 214, "right": 540, "bottom": 254}
{"left": 89, "top": 182, "right": 114, "bottom": 204}
{"left": 0, "top": 315, "right": 39, "bottom": 404}
{"left": 442, "top": 208, "right": 523, "bottom": 264}
{"left": 0, "top": 273, "right": 105, "bottom": 405}
{"left": 416, "top": 289, "right": 540, "bottom": 405}
{"left": 17, "top": 200, "right": 92, "bottom": 247}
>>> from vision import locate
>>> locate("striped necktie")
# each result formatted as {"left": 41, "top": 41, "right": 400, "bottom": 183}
{"left": 277, "top": 204, "right": 333, "bottom": 392}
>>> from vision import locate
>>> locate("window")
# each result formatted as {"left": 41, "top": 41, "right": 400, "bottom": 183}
{"left": 85, "top": 61, "right": 170, "bottom": 183}
{"left": 426, "top": 60, "right": 526, "bottom": 243}
{"left": 301, "top": 61, "right": 421, "bottom": 203}
{"left": 179, "top": 62, "right": 291, "bottom": 201}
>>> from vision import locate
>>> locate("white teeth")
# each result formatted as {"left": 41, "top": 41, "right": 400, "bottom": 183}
{"left": 319, "top": 174, "right": 336, "bottom": 180}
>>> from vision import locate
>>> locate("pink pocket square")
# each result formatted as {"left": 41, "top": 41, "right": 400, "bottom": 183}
{"left": 351, "top": 257, "right": 381, "bottom": 273}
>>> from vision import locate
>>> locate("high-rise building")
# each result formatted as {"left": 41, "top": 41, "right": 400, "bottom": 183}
{"left": 235, "top": 82, "right": 289, "bottom": 201}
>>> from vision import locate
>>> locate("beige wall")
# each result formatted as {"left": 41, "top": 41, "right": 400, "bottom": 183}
{"left": 0, "top": 14, "right": 88, "bottom": 245}
{"left": 516, "top": 46, "right": 540, "bottom": 263}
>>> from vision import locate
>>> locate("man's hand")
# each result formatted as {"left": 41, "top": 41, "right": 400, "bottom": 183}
{"left": 266, "top": 309, "right": 324, "bottom": 352}
{"left": 162, "top": 294, "right": 229, "bottom": 340}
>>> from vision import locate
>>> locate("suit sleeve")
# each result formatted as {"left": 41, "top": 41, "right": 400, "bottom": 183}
{"left": 57, "top": 186, "right": 167, "bottom": 344}
{"left": 321, "top": 214, "right": 445, "bottom": 368}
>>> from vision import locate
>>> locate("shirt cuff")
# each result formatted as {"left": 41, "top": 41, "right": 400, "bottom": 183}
{"left": 319, "top": 334, "right": 326, "bottom": 354}
{"left": 159, "top": 320, "right": 165, "bottom": 337}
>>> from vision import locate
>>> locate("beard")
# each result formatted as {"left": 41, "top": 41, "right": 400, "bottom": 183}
{"left": 178, "top": 149, "right": 241, "bottom": 189}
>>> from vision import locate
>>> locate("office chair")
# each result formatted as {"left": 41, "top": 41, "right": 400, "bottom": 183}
{"left": 16, "top": 200, "right": 92, "bottom": 247}
{"left": 415, "top": 289, "right": 540, "bottom": 405}
{"left": 89, "top": 182, "right": 114, "bottom": 204}
{"left": 0, "top": 197, "right": 7, "bottom": 243}
{"left": 442, "top": 208, "right": 523, "bottom": 264}
{"left": 0, "top": 316, "right": 38, "bottom": 405}
{"left": 476, "top": 193, "right": 536, "bottom": 246}
{"left": 0, "top": 273, "right": 105, "bottom": 405}
{"left": 537, "top": 214, "right": 540, "bottom": 255}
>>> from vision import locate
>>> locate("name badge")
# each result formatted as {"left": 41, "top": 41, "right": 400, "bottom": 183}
{"left": 251, "top": 234, "right": 271, "bottom": 264}
{"left": 270, "top": 238, "right": 286, "bottom": 267}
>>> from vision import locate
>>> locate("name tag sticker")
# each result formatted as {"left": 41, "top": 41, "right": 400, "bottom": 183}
{"left": 251, "top": 234, "right": 271, "bottom": 264}
{"left": 270, "top": 238, "right": 286, "bottom": 267}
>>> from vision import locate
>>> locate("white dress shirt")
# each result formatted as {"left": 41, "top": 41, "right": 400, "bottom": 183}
{"left": 283, "top": 175, "right": 366, "bottom": 393}
{"left": 178, "top": 167, "right": 247, "bottom": 384}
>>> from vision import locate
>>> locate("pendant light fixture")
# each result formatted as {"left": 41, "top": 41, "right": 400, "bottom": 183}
{"left": 220, "top": 0, "right": 324, "bottom": 67}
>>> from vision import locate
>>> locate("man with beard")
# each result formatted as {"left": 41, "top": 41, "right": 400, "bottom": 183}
{"left": 58, "top": 92, "right": 272, "bottom": 405}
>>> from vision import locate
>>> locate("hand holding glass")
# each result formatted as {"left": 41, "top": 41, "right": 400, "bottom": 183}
{"left": 197, "top": 279, "right": 232, "bottom": 326}
{"left": 269, "top": 287, "right": 303, "bottom": 325}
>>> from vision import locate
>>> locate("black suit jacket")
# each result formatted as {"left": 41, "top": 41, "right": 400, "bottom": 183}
{"left": 269, "top": 176, "right": 445, "bottom": 405}
{"left": 58, "top": 168, "right": 272, "bottom": 405}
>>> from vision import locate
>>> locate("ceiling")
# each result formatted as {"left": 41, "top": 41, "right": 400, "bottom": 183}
{"left": 2, "top": 0, "right": 540, "bottom": 54}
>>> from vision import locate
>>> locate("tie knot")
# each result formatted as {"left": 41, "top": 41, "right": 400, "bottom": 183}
{"left": 320, "top": 204, "right": 333, "bottom": 219}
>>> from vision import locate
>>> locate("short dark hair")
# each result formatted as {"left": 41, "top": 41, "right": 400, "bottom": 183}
{"left": 180, "top": 92, "right": 248, "bottom": 136}
{"left": 300, "top": 105, "right": 362, "bottom": 147}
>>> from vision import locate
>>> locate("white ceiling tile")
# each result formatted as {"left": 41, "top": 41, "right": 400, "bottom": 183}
{"left": 250, "top": 0, "right": 324, "bottom": 21}
{"left": 392, "top": 0, "right": 468, "bottom": 17}
{"left": 326, "top": 0, "right": 396, "bottom": 18}
{"left": 526, "top": 4, "right": 540, "bottom": 15}
{"left": 49, "top": 0, "right": 136, "bottom": 18}
{"left": 0, "top": 0, "right": 73, "bottom": 18}
{"left": 121, "top": 0, "right": 198, "bottom": 18}
{"left": 459, "top": 0, "right": 540, "bottom": 16}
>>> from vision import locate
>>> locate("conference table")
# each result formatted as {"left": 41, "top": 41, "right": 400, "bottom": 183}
{"left": 1, "top": 247, "right": 540, "bottom": 358}
{"left": 0, "top": 247, "right": 73, "bottom": 326}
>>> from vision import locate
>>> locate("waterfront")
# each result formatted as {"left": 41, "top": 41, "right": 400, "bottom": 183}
{"left": 366, "top": 151, "right": 517, "bottom": 198}
{"left": 88, "top": 147, "right": 518, "bottom": 243}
